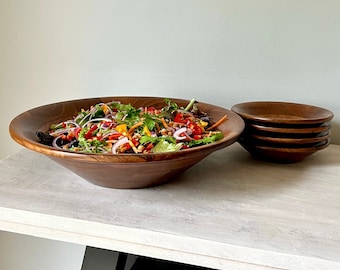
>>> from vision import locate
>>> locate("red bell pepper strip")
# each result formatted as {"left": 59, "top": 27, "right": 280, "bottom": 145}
{"left": 84, "top": 125, "right": 98, "bottom": 139}
{"left": 108, "top": 133, "right": 122, "bottom": 140}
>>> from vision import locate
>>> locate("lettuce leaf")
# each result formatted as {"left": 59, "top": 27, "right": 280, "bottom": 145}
{"left": 152, "top": 140, "right": 183, "bottom": 153}
{"left": 188, "top": 132, "right": 224, "bottom": 147}
{"left": 140, "top": 135, "right": 176, "bottom": 145}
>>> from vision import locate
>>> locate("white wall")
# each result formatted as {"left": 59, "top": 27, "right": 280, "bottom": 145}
{"left": 1, "top": 1, "right": 339, "bottom": 269}
{"left": 0, "top": 232, "right": 85, "bottom": 270}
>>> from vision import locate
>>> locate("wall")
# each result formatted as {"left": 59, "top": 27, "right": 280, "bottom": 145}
{"left": 0, "top": 232, "right": 85, "bottom": 270}
{"left": 1, "top": 1, "right": 339, "bottom": 269}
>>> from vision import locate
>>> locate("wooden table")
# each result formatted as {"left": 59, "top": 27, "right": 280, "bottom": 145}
{"left": 0, "top": 143, "right": 339, "bottom": 270}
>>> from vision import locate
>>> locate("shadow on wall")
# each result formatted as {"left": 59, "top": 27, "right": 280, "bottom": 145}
{"left": 330, "top": 121, "right": 339, "bottom": 145}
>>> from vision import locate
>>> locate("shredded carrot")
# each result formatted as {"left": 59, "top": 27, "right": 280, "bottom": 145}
{"left": 128, "top": 122, "right": 143, "bottom": 135}
{"left": 155, "top": 122, "right": 160, "bottom": 133}
{"left": 206, "top": 115, "right": 228, "bottom": 131}
{"left": 128, "top": 140, "right": 139, "bottom": 153}
{"left": 160, "top": 117, "right": 169, "bottom": 129}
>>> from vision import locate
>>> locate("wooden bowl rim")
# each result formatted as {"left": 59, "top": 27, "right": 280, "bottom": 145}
{"left": 248, "top": 122, "right": 331, "bottom": 134}
{"left": 248, "top": 132, "right": 330, "bottom": 145}
{"left": 231, "top": 101, "right": 334, "bottom": 124}
{"left": 239, "top": 137, "right": 330, "bottom": 152}
{"left": 9, "top": 96, "right": 245, "bottom": 163}
{"left": 250, "top": 140, "right": 330, "bottom": 153}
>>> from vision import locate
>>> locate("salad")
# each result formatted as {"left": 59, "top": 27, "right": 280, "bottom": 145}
{"left": 36, "top": 98, "right": 228, "bottom": 154}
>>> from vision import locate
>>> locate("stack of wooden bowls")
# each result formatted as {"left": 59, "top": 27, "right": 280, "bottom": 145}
{"left": 231, "top": 101, "right": 333, "bottom": 163}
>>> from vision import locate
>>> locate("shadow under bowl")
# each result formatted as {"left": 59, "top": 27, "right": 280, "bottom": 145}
{"left": 9, "top": 96, "right": 245, "bottom": 189}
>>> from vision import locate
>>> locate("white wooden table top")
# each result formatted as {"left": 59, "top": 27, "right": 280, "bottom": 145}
{"left": 0, "top": 143, "right": 339, "bottom": 270}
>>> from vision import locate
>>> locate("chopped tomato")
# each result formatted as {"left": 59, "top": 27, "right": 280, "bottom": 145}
{"left": 191, "top": 125, "right": 202, "bottom": 135}
{"left": 193, "top": 135, "right": 202, "bottom": 140}
{"left": 174, "top": 113, "right": 186, "bottom": 123}
{"left": 147, "top": 107, "right": 157, "bottom": 114}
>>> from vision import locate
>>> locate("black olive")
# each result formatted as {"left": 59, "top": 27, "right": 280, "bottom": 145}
{"left": 199, "top": 115, "right": 211, "bottom": 125}
{"left": 36, "top": 131, "right": 54, "bottom": 146}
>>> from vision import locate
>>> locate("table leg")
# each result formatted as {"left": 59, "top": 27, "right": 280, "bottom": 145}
{"left": 81, "top": 246, "right": 211, "bottom": 270}
{"left": 115, "top": 252, "right": 128, "bottom": 270}
{"left": 81, "top": 246, "right": 129, "bottom": 270}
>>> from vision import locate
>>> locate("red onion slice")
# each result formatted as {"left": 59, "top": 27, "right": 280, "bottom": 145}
{"left": 173, "top": 127, "right": 187, "bottom": 140}
{"left": 82, "top": 118, "right": 112, "bottom": 127}
{"left": 52, "top": 135, "right": 64, "bottom": 149}
{"left": 97, "top": 102, "right": 113, "bottom": 114}
{"left": 112, "top": 137, "right": 129, "bottom": 154}
{"left": 49, "top": 127, "right": 76, "bottom": 136}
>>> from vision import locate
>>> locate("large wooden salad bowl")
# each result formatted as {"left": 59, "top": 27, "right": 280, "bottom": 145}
{"left": 9, "top": 96, "right": 244, "bottom": 188}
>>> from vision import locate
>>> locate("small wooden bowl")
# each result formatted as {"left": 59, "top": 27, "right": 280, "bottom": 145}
{"left": 9, "top": 96, "right": 244, "bottom": 189}
{"left": 246, "top": 132, "right": 330, "bottom": 145}
{"left": 238, "top": 137, "right": 330, "bottom": 163}
{"left": 248, "top": 122, "right": 331, "bottom": 135}
{"left": 231, "top": 101, "right": 333, "bottom": 125}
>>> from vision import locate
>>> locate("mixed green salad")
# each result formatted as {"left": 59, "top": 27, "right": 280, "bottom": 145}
{"left": 36, "top": 98, "right": 227, "bottom": 154}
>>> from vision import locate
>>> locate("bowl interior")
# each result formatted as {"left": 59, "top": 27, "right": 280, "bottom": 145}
{"left": 10, "top": 96, "right": 245, "bottom": 162}
{"left": 231, "top": 101, "right": 334, "bottom": 124}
